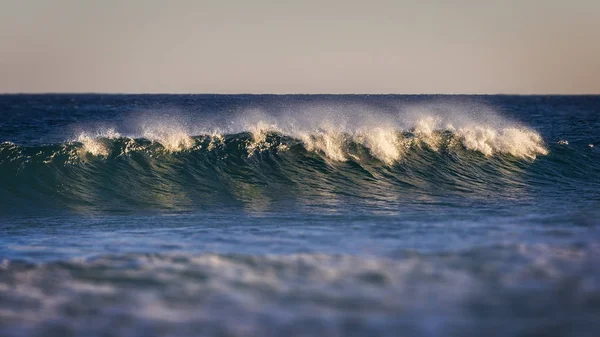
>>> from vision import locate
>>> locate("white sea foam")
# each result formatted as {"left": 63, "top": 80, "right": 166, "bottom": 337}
{"left": 1, "top": 244, "right": 595, "bottom": 335}
{"left": 357, "top": 127, "right": 404, "bottom": 164}
{"left": 246, "top": 121, "right": 281, "bottom": 154}
{"left": 141, "top": 124, "right": 194, "bottom": 152}
{"left": 397, "top": 115, "right": 549, "bottom": 160}
{"left": 299, "top": 128, "right": 348, "bottom": 162}
{"left": 292, "top": 122, "right": 547, "bottom": 163}
{"left": 457, "top": 125, "right": 548, "bottom": 159}
{"left": 77, "top": 128, "right": 120, "bottom": 156}
{"left": 412, "top": 116, "right": 445, "bottom": 151}
{"left": 71, "top": 103, "right": 548, "bottom": 161}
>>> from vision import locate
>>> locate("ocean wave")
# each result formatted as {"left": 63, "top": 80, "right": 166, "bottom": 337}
{"left": 3, "top": 107, "right": 599, "bottom": 214}
{"left": 1, "top": 243, "right": 598, "bottom": 337}
{"left": 63, "top": 120, "right": 547, "bottom": 161}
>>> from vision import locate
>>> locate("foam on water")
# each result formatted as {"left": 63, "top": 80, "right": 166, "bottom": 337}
{"left": 358, "top": 127, "right": 404, "bottom": 164}
{"left": 140, "top": 123, "right": 194, "bottom": 152}
{"left": 1, "top": 242, "right": 598, "bottom": 337}
{"left": 299, "top": 128, "right": 349, "bottom": 162}
{"left": 76, "top": 128, "right": 121, "bottom": 157}
{"left": 245, "top": 121, "right": 286, "bottom": 154}
{"left": 410, "top": 116, "right": 549, "bottom": 159}
{"left": 69, "top": 103, "right": 548, "bottom": 161}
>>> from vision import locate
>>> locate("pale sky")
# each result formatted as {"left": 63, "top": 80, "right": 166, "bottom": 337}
{"left": 1, "top": 0, "right": 599, "bottom": 94}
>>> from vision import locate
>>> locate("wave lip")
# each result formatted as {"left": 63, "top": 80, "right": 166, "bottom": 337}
{"left": 66, "top": 119, "right": 548, "bottom": 163}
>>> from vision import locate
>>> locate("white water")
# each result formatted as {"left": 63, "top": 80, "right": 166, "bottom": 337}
{"left": 75, "top": 103, "right": 548, "bottom": 161}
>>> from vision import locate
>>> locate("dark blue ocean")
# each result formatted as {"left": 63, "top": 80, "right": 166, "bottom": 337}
{"left": 1, "top": 94, "right": 599, "bottom": 337}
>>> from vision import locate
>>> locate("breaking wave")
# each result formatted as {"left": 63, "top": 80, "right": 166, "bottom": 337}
{"left": 66, "top": 116, "right": 548, "bottom": 162}
{"left": 3, "top": 105, "right": 598, "bottom": 214}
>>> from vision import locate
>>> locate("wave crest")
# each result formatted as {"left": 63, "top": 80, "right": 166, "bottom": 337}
{"left": 234, "top": 119, "right": 548, "bottom": 162}
{"left": 66, "top": 121, "right": 548, "bottom": 162}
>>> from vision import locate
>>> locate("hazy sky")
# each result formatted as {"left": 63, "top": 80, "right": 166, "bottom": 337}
{"left": 1, "top": 0, "right": 599, "bottom": 94}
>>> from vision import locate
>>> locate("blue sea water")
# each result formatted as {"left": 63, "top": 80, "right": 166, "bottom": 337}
{"left": 0, "top": 94, "right": 599, "bottom": 337}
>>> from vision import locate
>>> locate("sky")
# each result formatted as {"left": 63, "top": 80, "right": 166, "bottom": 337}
{"left": 1, "top": 0, "right": 599, "bottom": 94}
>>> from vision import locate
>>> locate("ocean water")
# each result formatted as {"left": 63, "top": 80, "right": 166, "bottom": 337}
{"left": 0, "top": 94, "right": 599, "bottom": 337}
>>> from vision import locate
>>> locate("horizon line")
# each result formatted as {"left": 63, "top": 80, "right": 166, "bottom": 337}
{"left": 2, "top": 92, "right": 599, "bottom": 96}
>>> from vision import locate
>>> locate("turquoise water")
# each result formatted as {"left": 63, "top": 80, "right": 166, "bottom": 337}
{"left": 1, "top": 95, "right": 599, "bottom": 336}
